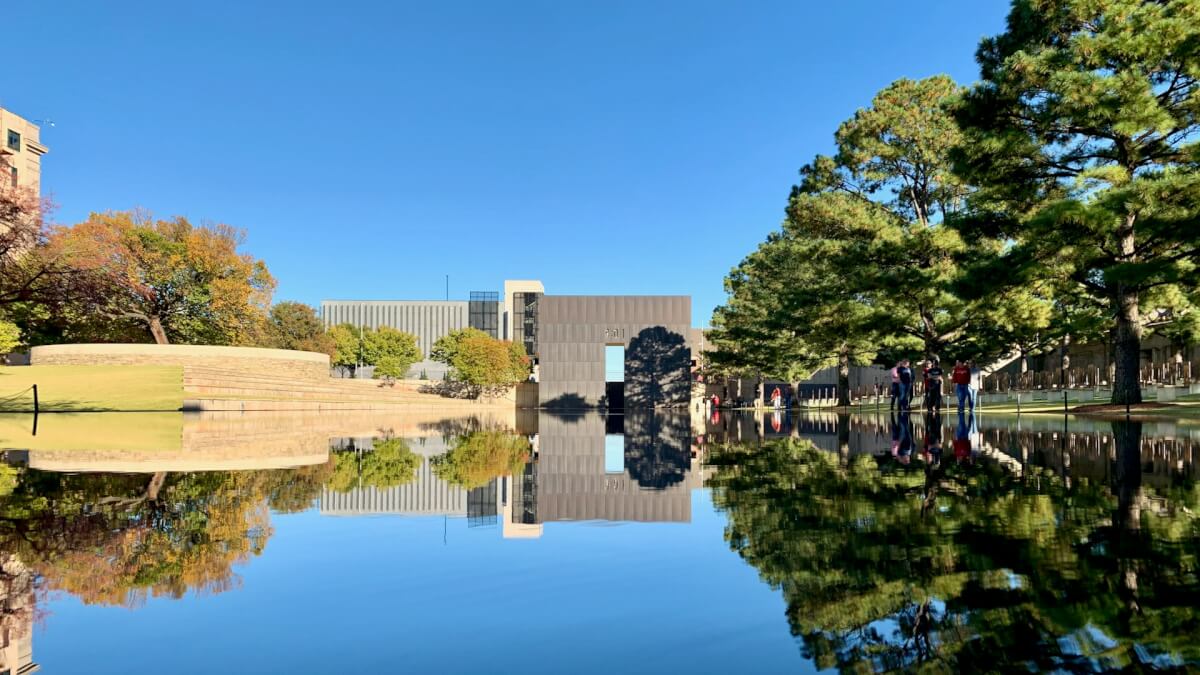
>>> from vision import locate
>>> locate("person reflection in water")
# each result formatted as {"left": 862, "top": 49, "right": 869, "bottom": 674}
{"left": 954, "top": 410, "right": 974, "bottom": 464}
{"left": 923, "top": 411, "right": 943, "bottom": 465}
{"left": 922, "top": 413, "right": 945, "bottom": 518}
{"left": 897, "top": 408, "right": 912, "bottom": 466}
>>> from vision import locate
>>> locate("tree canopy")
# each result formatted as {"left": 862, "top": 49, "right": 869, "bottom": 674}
{"left": 430, "top": 328, "right": 529, "bottom": 397}
{"left": 266, "top": 301, "right": 335, "bottom": 356}
{"left": 710, "top": 76, "right": 1054, "bottom": 402}
{"left": 328, "top": 323, "right": 421, "bottom": 378}
{"left": 43, "top": 211, "right": 275, "bottom": 345}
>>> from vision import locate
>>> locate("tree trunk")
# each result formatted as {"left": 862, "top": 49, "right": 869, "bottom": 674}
{"left": 1112, "top": 213, "right": 1143, "bottom": 405}
{"left": 836, "top": 347, "right": 851, "bottom": 407}
{"left": 836, "top": 413, "right": 850, "bottom": 463}
{"left": 148, "top": 315, "right": 169, "bottom": 345}
{"left": 1113, "top": 419, "right": 1143, "bottom": 612}
{"left": 146, "top": 471, "right": 167, "bottom": 501}
{"left": 1113, "top": 297, "right": 1143, "bottom": 405}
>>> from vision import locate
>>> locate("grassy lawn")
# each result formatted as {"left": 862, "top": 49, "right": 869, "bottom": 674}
{"left": 0, "top": 365, "right": 183, "bottom": 412}
{"left": 0, "top": 412, "right": 183, "bottom": 451}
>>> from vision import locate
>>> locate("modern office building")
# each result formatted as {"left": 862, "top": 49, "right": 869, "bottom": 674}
{"left": 323, "top": 281, "right": 694, "bottom": 408}
{"left": 0, "top": 108, "right": 48, "bottom": 195}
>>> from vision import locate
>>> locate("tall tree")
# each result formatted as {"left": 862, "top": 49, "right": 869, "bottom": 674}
{"left": 709, "top": 195, "right": 882, "bottom": 405}
{"left": 712, "top": 76, "right": 1046, "bottom": 403}
{"left": 801, "top": 76, "right": 1036, "bottom": 363}
{"left": 954, "top": 0, "right": 1200, "bottom": 403}
{"left": 46, "top": 211, "right": 275, "bottom": 345}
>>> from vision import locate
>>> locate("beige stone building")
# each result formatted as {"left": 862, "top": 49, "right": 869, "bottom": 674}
{"left": 0, "top": 108, "right": 48, "bottom": 196}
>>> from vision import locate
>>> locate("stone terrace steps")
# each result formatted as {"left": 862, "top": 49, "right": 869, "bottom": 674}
{"left": 182, "top": 365, "right": 479, "bottom": 406}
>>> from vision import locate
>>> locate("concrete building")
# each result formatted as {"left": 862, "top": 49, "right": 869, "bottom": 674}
{"left": 320, "top": 300, "right": 468, "bottom": 379}
{"left": 0, "top": 108, "right": 48, "bottom": 196}
{"left": 324, "top": 283, "right": 697, "bottom": 409}
{"left": 538, "top": 296, "right": 692, "bottom": 409}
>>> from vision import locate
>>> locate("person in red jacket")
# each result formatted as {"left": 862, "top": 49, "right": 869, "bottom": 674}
{"left": 952, "top": 360, "right": 972, "bottom": 412}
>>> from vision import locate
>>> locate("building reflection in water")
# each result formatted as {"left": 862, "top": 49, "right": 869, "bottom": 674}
{"left": 319, "top": 411, "right": 703, "bottom": 537}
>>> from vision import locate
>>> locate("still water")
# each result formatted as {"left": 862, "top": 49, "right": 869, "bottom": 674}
{"left": 0, "top": 409, "right": 1197, "bottom": 673}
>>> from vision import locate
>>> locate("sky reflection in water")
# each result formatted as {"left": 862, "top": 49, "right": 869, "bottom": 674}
{"left": 0, "top": 409, "right": 1196, "bottom": 673}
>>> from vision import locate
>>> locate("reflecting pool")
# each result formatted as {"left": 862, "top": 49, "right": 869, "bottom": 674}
{"left": 0, "top": 409, "right": 1196, "bottom": 673}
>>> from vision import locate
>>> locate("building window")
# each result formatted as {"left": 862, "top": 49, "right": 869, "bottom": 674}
{"left": 512, "top": 291, "right": 540, "bottom": 356}
{"left": 468, "top": 291, "right": 500, "bottom": 338}
{"left": 6, "top": 130, "right": 19, "bottom": 152}
{"left": 9, "top": 166, "right": 15, "bottom": 189}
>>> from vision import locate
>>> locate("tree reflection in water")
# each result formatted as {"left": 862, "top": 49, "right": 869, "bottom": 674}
{"left": 706, "top": 417, "right": 1200, "bottom": 672}
{"left": 0, "top": 463, "right": 332, "bottom": 608}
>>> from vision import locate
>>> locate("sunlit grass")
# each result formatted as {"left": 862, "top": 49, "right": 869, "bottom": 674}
{"left": 0, "top": 365, "right": 183, "bottom": 412}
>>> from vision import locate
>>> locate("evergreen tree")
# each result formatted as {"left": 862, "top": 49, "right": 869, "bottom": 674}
{"left": 954, "top": 0, "right": 1200, "bottom": 403}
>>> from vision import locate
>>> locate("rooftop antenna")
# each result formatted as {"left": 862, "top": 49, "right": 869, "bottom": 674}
{"left": 445, "top": 275, "right": 449, "bottom": 301}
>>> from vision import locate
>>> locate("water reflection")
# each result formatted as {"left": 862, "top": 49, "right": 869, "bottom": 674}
{"left": 319, "top": 411, "right": 700, "bottom": 529}
{"left": 706, "top": 412, "right": 1200, "bottom": 672}
{"left": 0, "top": 409, "right": 1196, "bottom": 672}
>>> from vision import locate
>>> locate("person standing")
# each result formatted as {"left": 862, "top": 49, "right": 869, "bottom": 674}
{"left": 898, "top": 359, "right": 914, "bottom": 411}
{"left": 889, "top": 362, "right": 901, "bottom": 411}
{"left": 770, "top": 385, "right": 783, "bottom": 411}
{"left": 969, "top": 361, "right": 982, "bottom": 411}
{"left": 925, "top": 358, "right": 945, "bottom": 412}
{"left": 952, "top": 359, "right": 971, "bottom": 412}
{"left": 923, "top": 360, "right": 933, "bottom": 408}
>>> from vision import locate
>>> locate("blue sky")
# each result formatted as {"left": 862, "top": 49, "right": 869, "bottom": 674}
{"left": 7, "top": 0, "right": 1009, "bottom": 326}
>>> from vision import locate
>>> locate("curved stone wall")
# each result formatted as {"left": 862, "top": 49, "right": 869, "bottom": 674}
{"left": 30, "top": 343, "right": 330, "bottom": 381}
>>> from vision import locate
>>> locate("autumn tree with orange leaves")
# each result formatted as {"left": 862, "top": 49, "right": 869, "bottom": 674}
{"left": 46, "top": 211, "right": 275, "bottom": 345}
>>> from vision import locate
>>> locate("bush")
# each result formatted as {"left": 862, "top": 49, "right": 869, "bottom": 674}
{"left": 0, "top": 320, "right": 20, "bottom": 355}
